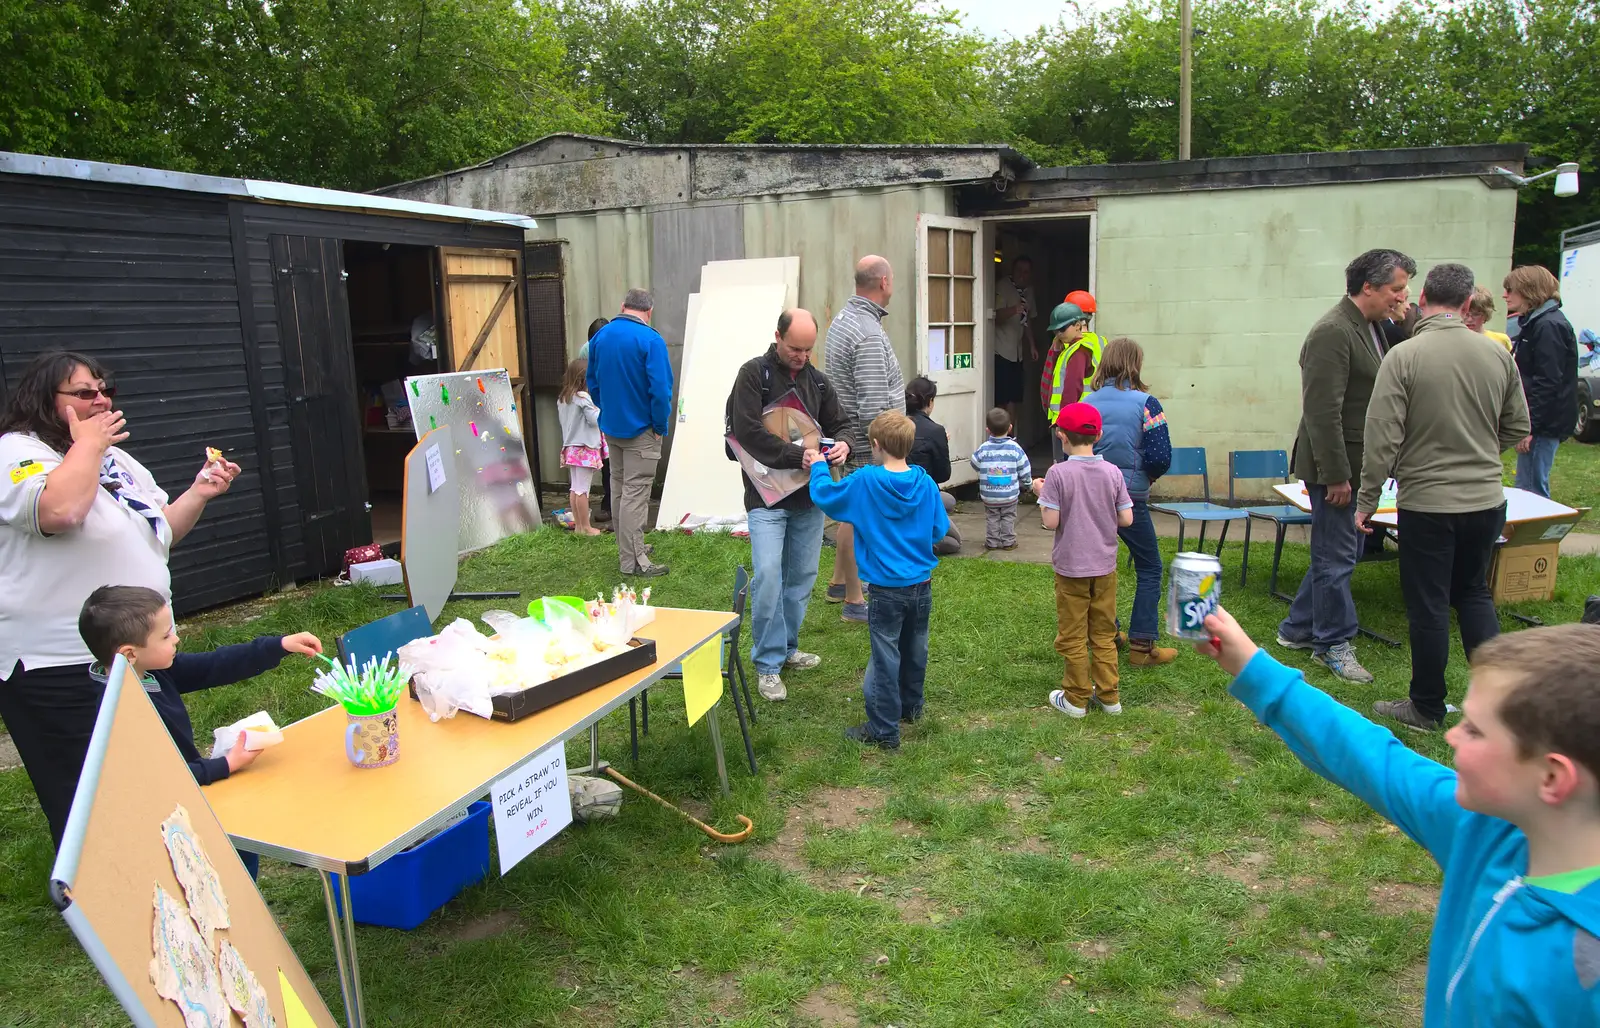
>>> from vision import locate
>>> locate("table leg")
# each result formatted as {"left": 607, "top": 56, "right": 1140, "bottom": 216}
{"left": 589, "top": 722, "right": 600, "bottom": 771}
{"left": 319, "top": 872, "right": 360, "bottom": 1028}
{"left": 336, "top": 873, "right": 367, "bottom": 1028}
{"left": 705, "top": 700, "right": 730, "bottom": 797}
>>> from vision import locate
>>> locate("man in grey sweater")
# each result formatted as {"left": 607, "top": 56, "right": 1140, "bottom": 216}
{"left": 822, "top": 256, "right": 905, "bottom": 623}
{"left": 1355, "top": 263, "right": 1531, "bottom": 732}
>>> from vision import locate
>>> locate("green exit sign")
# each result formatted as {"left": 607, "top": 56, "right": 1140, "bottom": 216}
{"left": 951, "top": 353, "right": 973, "bottom": 370}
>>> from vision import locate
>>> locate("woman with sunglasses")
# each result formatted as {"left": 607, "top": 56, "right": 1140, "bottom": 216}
{"left": 0, "top": 350, "right": 239, "bottom": 848}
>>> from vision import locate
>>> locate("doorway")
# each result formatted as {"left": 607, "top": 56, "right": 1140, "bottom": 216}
{"left": 988, "top": 217, "right": 1094, "bottom": 459}
{"left": 342, "top": 241, "right": 445, "bottom": 544}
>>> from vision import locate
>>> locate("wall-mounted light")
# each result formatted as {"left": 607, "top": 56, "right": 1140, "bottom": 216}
{"left": 1494, "top": 161, "right": 1580, "bottom": 197}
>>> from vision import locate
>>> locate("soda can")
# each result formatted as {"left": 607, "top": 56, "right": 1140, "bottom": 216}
{"left": 1167, "top": 551, "right": 1222, "bottom": 640}
{"left": 818, "top": 437, "right": 835, "bottom": 452}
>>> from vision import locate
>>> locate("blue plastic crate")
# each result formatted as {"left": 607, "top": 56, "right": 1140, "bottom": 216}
{"left": 335, "top": 800, "right": 490, "bottom": 930}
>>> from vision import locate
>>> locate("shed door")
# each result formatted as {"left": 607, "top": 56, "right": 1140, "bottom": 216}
{"left": 441, "top": 248, "right": 523, "bottom": 376}
{"left": 917, "top": 215, "right": 985, "bottom": 487}
{"left": 270, "top": 234, "right": 370, "bottom": 573}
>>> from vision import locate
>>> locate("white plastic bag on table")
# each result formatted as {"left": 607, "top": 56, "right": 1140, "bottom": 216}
{"left": 210, "top": 711, "right": 283, "bottom": 758}
{"left": 397, "top": 619, "right": 496, "bottom": 721}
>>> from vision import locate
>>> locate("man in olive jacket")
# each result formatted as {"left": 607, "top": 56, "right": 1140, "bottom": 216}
{"left": 726, "top": 309, "right": 853, "bottom": 703}
{"left": 1279, "top": 248, "right": 1416, "bottom": 684}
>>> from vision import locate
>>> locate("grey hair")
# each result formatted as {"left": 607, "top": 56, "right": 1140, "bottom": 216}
{"left": 621, "top": 288, "right": 653, "bottom": 312}
{"left": 1345, "top": 249, "right": 1417, "bottom": 296}
{"left": 855, "top": 256, "right": 891, "bottom": 291}
{"left": 1421, "top": 263, "right": 1476, "bottom": 309}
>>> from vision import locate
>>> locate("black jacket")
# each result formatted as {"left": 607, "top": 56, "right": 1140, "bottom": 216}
{"left": 1513, "top": 303, "right": 1578, "bottom": 439}
{"left": 94, "top": 636, "right": 287, "bottom": 785}
{"left": 726, "top": 346, "right": 852, "bottom": 512}
{"left": 908, "top": 410, "right": 951, "bottom": 484}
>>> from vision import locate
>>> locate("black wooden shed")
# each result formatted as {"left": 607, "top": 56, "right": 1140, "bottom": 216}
{"left": 0, "top": 153, "right": 566, "bottom": 614}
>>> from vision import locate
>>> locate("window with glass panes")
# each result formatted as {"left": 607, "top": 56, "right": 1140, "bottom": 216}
{"left": 927, "top": 226, "right": 976, "bottom": 370}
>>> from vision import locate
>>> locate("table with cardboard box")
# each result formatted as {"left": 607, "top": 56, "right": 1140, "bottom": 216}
{"left": 1271, "top": 482, "right": 1588, "bottom": 603}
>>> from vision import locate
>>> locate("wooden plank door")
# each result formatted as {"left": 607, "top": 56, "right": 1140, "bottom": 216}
{"left": 917, "top": 214, "right": 986, "bottom": 487}
{"left": 270, "top": 234, "right": 370, "bottom": 574}
{"left": 440, "top": 248, "right": 523, "bottom": 377}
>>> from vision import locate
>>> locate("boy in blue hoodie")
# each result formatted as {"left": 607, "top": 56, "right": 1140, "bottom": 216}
{"left": 808, "top": 410, "right": 948, "bottom": 750}
{"left": 1196, "top": 605, "right": 1600, "bottom": 1025}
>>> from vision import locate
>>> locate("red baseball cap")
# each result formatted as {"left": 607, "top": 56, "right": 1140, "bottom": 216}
{"left": 1056, "top": 402, "right": 1101, "bottom": 434}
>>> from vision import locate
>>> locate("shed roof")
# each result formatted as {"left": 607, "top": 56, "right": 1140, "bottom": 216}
{"left": 0, "top": 151, "right": 539, "bottom": 229}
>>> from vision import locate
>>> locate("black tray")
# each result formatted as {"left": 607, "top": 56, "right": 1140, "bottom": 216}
{"left": 409, "top": 637, "right": 659, "bottom": 723}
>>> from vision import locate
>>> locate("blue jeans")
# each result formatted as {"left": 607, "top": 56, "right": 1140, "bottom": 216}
{"left": 1278, "top": 482, "right": 1360, "bottom": 652}
{"left": 747, "top": 505, "right": 826, "bottom": 674}
{"left": 1118, "top": 500, "right": 1163, "bottom": 642}
{"left": 861, "top": 581, "right": 933, "bottom": 745}
{"left": 1515, "top": 436, "right": 1560, "bottom": 498}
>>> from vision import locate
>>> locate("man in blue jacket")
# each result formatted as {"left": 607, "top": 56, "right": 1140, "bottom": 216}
{"left": 587, "top": 289, "right": 675, "bottom": 577}
{"left": 1197, "top": 606, "right": 1600, "bottom": 1026}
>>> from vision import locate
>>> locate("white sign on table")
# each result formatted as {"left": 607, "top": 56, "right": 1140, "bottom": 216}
{"left": 425, "top": 443, "right": 447, "bottom": 493}
{"left": 490, "top": 744, "right": 573, "bottom": 874}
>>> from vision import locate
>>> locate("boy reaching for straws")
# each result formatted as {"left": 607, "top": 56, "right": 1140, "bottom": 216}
{"left": 1196, "top": 605, "right": 1600, "bottom": 1024}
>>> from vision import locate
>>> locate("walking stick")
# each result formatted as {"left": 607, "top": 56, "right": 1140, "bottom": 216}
{"left": 602, "top": 766, "right": 754, "bottom": 844}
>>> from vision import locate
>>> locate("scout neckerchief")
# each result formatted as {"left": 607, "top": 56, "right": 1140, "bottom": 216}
{"left": 100, "top": 452, "right": 166, "bottom": 538}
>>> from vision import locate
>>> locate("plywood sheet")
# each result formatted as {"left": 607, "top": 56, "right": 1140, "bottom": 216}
{"left": 656, "top": 281, "right": 788, "bottom": 528}
{"left": 402, "top": 424, "right": 460, "bottom": 623}
{"left": 700, "top": 256, "right": 799, "bottom": 309}
{"left": 51, "top": 660, "right": 339, "bottom": 1027}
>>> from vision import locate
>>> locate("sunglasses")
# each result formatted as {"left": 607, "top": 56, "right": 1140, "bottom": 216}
{"left": 58, "top": 386, "right": 117, "bottom": 401}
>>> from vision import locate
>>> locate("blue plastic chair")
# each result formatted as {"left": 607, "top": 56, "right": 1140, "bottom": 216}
{"left": 1233, "top": 450, "right": 1312, "bottom": 591}
{"left": 1148, "top": 447, "right": 1247, "bottom": 555}
{"left": 339, "top": 605, "right": 434, "bottom": 667}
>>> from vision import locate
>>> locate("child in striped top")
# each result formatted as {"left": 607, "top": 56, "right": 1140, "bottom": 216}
{"left": 969, "top": 407, "right": 1035, "bottom": 550}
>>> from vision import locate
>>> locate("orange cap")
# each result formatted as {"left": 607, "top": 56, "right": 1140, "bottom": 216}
{"left": 1064, "top": 290, "right": 1096, "bottom": 314}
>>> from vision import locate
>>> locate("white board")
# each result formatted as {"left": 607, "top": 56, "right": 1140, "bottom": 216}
{"left": 701, "top": 257, "right": 799, "bottom": 308}
{"left": 657, "top": 281, "right": 789, "bottom": 528}
{"left": 1561, "top": 243, "right": 1600, "bottom": 339}
{"left": 403, "top": 424, "right": 460, "bottom": 624}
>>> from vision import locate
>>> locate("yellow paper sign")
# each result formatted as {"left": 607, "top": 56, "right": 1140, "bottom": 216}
{"left": 279, "top": 968, "right": 317, "bottom": 1028}
{"left": 681, "top": 638, "right": 723, "bottom": 727}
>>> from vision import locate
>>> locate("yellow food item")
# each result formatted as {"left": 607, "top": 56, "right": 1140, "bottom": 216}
{"left": 205, "top": 446, "right": 224, "bottom": 464}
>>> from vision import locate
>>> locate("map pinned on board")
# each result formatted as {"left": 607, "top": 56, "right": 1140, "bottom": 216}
{"left": 220, "top": 940, "right": 277, "bottom": 1028}
{"left": 149, "top": 885, "right": 230, "bottom": 1028}
{"left": 161, "top": 804, "right": 229, "bottom": 948}
{"left": 279, "top": 968, "right": 318, "bottom": 1028}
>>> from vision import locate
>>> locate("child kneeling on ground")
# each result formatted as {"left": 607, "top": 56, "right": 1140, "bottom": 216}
{"left": 808, "top": 410, "right": 948, "bottom": 750}
{"left": 1033, "top": 402, "right": 1133, "bottom": 717}
{"left": 78, "top": 585, "right": 323, "bottom": 877}
{"left": 1197, "top": 606, "right": 1600, "bottom": 1024}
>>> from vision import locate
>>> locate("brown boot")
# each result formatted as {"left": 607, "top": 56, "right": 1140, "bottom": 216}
{"left": 1129, "top": 641, "right": 1177, "bottom": 666}
{"left": 1114, "top": 631, "right": 1129, "bottom": 651}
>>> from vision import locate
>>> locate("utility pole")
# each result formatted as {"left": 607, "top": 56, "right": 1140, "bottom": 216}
{"left": 1179, "top": 0, "right": 1192, "bottom": 160}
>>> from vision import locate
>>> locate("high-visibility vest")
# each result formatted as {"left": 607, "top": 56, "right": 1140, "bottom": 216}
{"left": 1048, "top": 331, "right": 1104, "bottom": 421}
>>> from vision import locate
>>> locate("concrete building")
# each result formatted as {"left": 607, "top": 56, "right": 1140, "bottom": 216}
{"left": 383, "top": 136, "right": 1525, "bottom": 496}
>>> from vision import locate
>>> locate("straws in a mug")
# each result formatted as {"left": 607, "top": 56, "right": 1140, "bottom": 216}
{"left": 312, "top": 653, "right": 413, "bottom": 716}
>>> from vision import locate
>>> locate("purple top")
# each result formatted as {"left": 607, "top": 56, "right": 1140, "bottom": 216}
{"left": 1037, "top": 455, "right": 1132, "bottom": 578}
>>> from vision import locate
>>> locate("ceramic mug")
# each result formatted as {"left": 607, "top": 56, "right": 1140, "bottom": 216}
{"left": 344, "top": 708, "right": 400, "bottom": 769}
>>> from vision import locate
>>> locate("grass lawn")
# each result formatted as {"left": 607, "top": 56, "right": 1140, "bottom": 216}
{"left": 3, "top": 528, "right": 1599, "bottom": 1027}
{"left": 1503, "top": 437, "right": 1600, "bottom": 527}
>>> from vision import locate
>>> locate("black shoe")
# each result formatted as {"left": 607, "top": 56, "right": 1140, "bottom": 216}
{"left": 843, "top": 723, "right": 899, "bottom": 750}
{"left": 899, "top": 708, "right": 923, "bottom": 725}
{"left": 1373, "top": 698, "right": 1442, "bottom": 733}
{"left": 630, "top": 563, "right": 669, "bottom": 578}
{"left": 593, "top": 508, "right": 612, "bottom": 524}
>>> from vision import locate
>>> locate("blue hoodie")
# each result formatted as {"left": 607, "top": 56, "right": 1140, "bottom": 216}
{"left": 809, "top": 462, "right": 948, "bottom": 588}
{"left": 1231, "top": 649, "right": 1600, "bottom": 1026}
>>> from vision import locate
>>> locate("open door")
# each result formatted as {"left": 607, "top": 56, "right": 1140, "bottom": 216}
{"left": 916, "top": 215, "right": 985, "bottom": 487}
{"left": 439, "top": 248, "right": 523, "bottom": 377}
{"left": 270, "top": 234, "right": 371, "bottom": 573}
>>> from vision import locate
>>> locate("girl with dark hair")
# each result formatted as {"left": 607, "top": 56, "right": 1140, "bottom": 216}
{"left": 905, "top": 377, "right": 961, "bottom": 555}
{"left": 0, "top": 350, "right": 239, "bottom": 848}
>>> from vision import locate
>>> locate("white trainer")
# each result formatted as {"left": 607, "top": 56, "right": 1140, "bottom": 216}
{"left": 1048, "top": 689, "right": 1087, "bottom": 718}
{"left": 1092, "top": 694, "right": 1124, "bottom": 715}
{"left": 758, "top": 673, "right": 787, "bottom": 701}
{"left": 784, "top": 650, "right": 821, "bottom": 670}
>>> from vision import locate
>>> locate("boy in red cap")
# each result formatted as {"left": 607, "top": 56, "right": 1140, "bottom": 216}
{"left": 1032, "top": 402, "right": 1133, "bottom": 717}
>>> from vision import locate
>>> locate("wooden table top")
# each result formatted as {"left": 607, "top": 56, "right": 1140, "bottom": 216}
{"left": 205, "top": 607, "right": 737, "bottom": 873}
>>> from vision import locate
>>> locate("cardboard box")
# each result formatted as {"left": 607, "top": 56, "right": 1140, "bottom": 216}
{"left": 1489, "top": 507, "right": 1589, "bottom": 604}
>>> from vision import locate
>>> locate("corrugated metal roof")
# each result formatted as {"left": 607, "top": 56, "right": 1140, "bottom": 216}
{"left": 0, "top": 151, "right": 539, "bottom": 230}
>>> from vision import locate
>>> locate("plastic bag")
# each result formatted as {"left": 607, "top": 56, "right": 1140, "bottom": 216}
{"left": 210, "top": 711, "right": 283, "bottom": 758}
{"left": 397, "top": 619, "right": 497, "bottom": 721}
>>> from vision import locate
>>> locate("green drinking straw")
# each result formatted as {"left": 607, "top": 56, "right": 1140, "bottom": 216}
{"left": 311, "top": 653, "right": 413, "bottom": 716}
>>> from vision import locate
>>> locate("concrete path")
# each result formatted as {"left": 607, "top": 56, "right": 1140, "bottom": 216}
{"left": 945, "top": 501, "right": 1600, "bottom": 564}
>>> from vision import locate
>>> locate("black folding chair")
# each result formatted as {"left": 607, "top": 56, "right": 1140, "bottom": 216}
{"left": 629, "top": 565, "right": 759, "bottom": 775}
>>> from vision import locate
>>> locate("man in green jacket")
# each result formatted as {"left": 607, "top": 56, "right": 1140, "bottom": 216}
{"left": 1278, "top": 248, "right": 1415, "bottom": 683}
{"left": 1355, "top": 263, "right": 1530, "bottom": 731}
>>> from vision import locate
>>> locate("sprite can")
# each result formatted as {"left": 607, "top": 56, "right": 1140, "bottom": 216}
{"left": 1167, "top": 552, "right": 1222, "bottom": 640}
